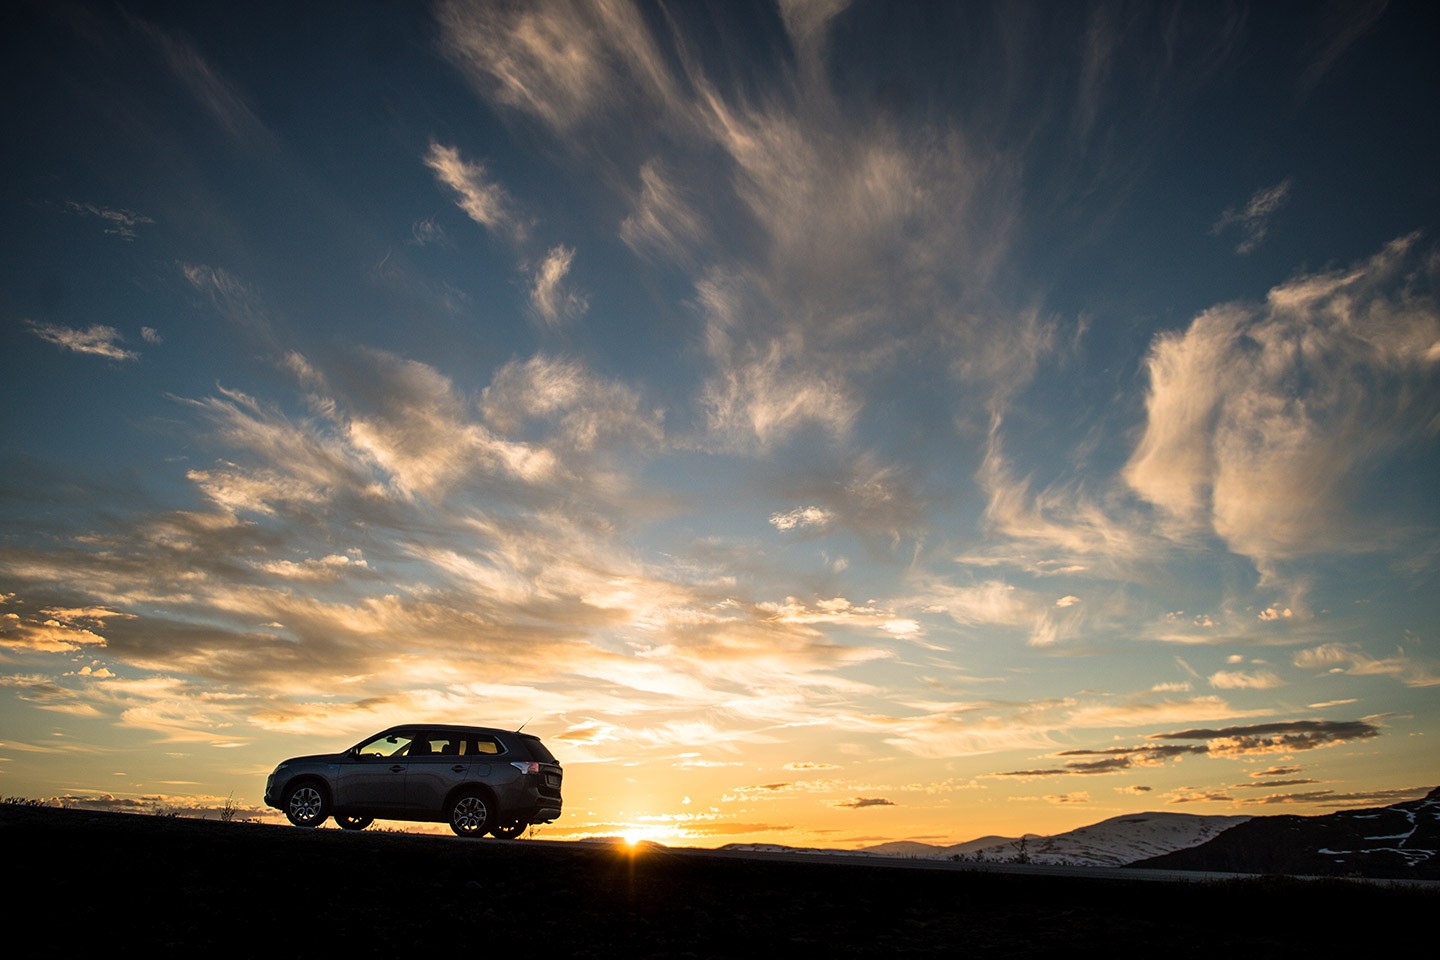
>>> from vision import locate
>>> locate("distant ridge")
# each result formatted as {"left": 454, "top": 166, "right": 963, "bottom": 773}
{"left": 721, "top": 811, "right": 1249, "bottom": 867}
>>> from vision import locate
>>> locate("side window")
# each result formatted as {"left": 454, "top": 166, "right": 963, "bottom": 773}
{"left": 414, "top": 734, "right": 465, "bottom": 757}
{"left": 460, "top": 736, "right": 501, "bottom": 756}
{"left": 355, "top": 732, "right": 415, "bottom": 759}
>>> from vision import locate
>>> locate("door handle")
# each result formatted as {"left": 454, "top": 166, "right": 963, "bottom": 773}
{"left": 452, "top": 765, "right": 465, "bottom": 772}
{"left": 390, "top": 764, "right": 403, "bottom": 773}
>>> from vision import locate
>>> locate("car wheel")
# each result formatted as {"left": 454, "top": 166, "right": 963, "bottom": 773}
{"left": 489, "top": 819, "right": 526, "bottom": 839}
{"left": 335, "top": 814, "right": 373, "bottom": 831}
{"left": 283, "top": 782, "right": 330, "bottom": 828}
{"left": 448, "top": 791, "right": 491, "bottom": 837}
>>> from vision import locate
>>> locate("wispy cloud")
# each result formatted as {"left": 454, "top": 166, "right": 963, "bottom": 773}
{"left": 770, "top": 506, "right": 833, "bottom": 532}
{"left": 1208, "top": 669, "right": 1284, "bottom": 690}
{"left": 181, "top": 263, "right": 276, "bottom": 345}
{"left": 424, "top": 141, "right": 526, "bottom": 240}
{"left": 25, "top": 321, "right": 139, "bottom": 361}
{"left": 528, "top": 245, "right": 587, "bottom": 326}
{"left": 1212, "top": 178, "right": 1293, "bottom": 254}
{"left": 64, "top": 201, "right": 153, "bottom": 240}
{"left": 619, "top": 159, "right": 707, "bottom": 264}
{"left": 127, "top": 12, "right": 269, "bottom": 143}
{"left": 1293, "top": 642, "right": 1440, "bottom": 688}
{"left": 435, "top": 0, "right": 686, "bottom": 134}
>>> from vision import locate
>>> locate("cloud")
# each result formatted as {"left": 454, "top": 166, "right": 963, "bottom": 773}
{"left": 770, "top": 506, "right": 833, "bottom": 532}
{"left": 975, "top": 417, "right": 1150, "bottom": 570}
{"left": 1124, "top": 235, "right": 1440, "bottom": 578}
{"left": 990, "top": 711, "right": 1380, "bottom": 782}
{"left": 64, "top": 201, "right": 154, "bottom": 240}
{"left": 1293, "top": 642, "right": 1440, "bottom": 688}
{"left": 1148, "top": 719, "right": 1381, "bottom": 756}
{"left": 1252, "top": 766, "right": 1302, "bottom": 778}
{"left": 1045, "top": 792, "right": 1091, "bottom": 804}
{"left": 529, "top": 245, "right": 587, "bottom": 326}
{"left": 1211, "top": 178, "right": 1293, "bottom": 254}
{"left": 481, "top": 354, "right": 663, "bottom": 452}
{"left": 915, "top": 579, "right": 1032, "bottom": 628}
{"left": 435, "top": 0, "right": 685, "bottom": 134}
{"left": 0, "top": 604, "right": 127, "bottom": 653}
{"left": 756, "top": 596, "right": 909, "bottom": 639}
{"left": 835, "top": 797, "right": 895, "bottom": 809}
{"left": 1164, "top": 787, "right": 1233, "bottom": 804}
{"left": 129, "top": 12, "right": 269, "bottom": 143}
{"left": 1296, "top": 0, "right": 1389, "bottom": 100}
{"left": 181, "top": 263, "right": 276, "bottom": 345}
{"left": 1234, "top": 785, "right": 1430, "bottom": 808}
{"left": 1208, "top": 669, "right": 1283, "bottom": 690}
{"left": 619, "top": 159, "right": 707, "bottom": 263}
{"left": 25, "top": 321, "right": 139, "bottom": 361}
{"left": 1236, "top": 778, "right": 1319, "bottom": 789}
{"left": 409, "top": 217, "right": 447, "bottom": 246}
{"left": 250, "top": 553, "right": 369, "bottom": 582}
{"left": 424, "top": 141, "right": 525, "bottom": 240}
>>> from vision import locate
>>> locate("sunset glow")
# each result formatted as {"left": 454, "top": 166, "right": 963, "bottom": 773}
{"left": 2, "top": 1, "right": 1436, "bottom": 848}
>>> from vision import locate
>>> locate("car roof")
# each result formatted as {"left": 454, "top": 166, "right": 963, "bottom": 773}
{"left": 373, "top": 723, "right": 539, "bottom": 739}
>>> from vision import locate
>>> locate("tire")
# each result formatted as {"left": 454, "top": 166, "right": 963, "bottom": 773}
{"left": 489, "top": 819, "right": 525, "bottom": 839}
{"left": 447, "top": 791, "right": 491, "bottom": 837}
{"left": 335, "top": 814, "right": 373, "bottom": 831}
{"left": 283, "top": 782, "right": 330, "bottom": 828}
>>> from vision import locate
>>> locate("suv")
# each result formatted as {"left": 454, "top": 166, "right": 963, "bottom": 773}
{"left": 263, "top": 724, "right": 563, "bottom": 838}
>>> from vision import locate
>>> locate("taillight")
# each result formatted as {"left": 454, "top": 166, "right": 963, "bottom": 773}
{"left": 510, "top": 761, "right": 540, "bottom": 774}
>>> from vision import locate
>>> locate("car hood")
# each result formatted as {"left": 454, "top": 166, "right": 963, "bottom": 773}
{"left": 277, "top": 752, "right": 346, "bottom": 766}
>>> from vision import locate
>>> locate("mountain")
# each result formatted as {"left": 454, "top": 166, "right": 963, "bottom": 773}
{"left": 957, "top": 812, "right": 1251, "bottom": 867}
{"left": 1132, "top": 786, "right": 1440, "bottom": 880}
{"left": 724, "top": 813, "right": 1248, "bottom": 867}
{"left": 862, "top": 836, "right": 1019, "bottom": 858}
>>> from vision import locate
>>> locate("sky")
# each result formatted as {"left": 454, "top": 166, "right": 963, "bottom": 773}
{"left": 2, "top": 0, "right": 1437, "bottom": 847}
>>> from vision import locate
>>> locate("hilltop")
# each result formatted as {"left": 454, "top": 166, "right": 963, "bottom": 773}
{"left": 2, "top": 803, "right": 1432, "bottom": 955}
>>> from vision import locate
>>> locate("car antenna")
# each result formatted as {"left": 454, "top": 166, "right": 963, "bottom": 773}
{"left": 516, "top": 716, "right": 531, "bottom": 733}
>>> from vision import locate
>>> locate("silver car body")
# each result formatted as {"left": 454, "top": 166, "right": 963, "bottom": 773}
{"left": 264, "top": 724, "right": 563, "bottom": 837}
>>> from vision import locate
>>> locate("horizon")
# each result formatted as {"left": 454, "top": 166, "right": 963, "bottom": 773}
{"left": 2, "top": 0, "right": 1437, "bottom": 849}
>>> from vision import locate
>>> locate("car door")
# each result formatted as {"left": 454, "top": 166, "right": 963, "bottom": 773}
{"left": 336, "top": 729, "right": 415, "bottom": 811}
{"left": 404, "top": 731, "right": 474, "bottom": 815}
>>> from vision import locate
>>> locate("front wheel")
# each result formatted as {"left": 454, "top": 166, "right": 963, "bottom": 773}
{"left": 489, "top": 819, "right": 526, "bottom": 839}
{"left": 283, "top": 782, "right": 330, "bottom": 828}
{"left": 448, "top": 791, "right": 491, "bottom": 837}
{"left": 335, "top": 814, "right": 373, "bottom": 831}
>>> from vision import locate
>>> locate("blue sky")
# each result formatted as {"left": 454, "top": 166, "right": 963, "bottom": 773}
{"left": 2, "top": 0, "right": 1437, "bottom": 844}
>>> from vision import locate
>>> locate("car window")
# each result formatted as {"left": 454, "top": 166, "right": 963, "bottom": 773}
{"left": 355, "top": 732, "right": 415, "bottom": 758}
{"left": 520, "top": 735, "right": 556, "bottom": 764}
{"left": 460, "top": 736, "right": 502, "bottom": 756}
{"left": 414, "top": 734, "right": 466, "bottom": 757}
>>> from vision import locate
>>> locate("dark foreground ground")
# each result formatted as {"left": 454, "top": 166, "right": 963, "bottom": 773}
{"left": 5, "top": 804, "right": 1432, "bottom": 957}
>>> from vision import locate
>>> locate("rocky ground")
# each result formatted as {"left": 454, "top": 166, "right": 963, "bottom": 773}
{"left": 4, "top": 803, "right": 1432, "bottom": 956}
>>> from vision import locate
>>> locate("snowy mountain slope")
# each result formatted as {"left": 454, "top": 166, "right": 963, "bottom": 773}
{"left": 960, "top": 812, "right": 1251, "bottom": 867}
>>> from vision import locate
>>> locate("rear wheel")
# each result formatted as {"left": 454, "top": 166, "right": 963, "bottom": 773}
{"left": 283, "top": 782, "right": 329, "bottom": 828}
{"left": 489, "top": 819, "right": 525, "bottom": 839}
{"left": 335, "top": 814, "right": 373, "bottom": 831}
{"left": 448, "top": 791, "right": 491, "bottom": 837}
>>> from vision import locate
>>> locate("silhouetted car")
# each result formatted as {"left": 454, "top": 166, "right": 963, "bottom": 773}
{"left": 263, "top": 724, "right": 563, "bottom": 838}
